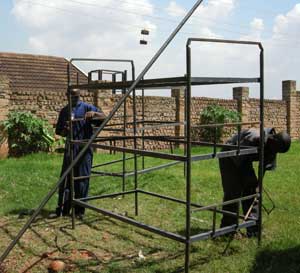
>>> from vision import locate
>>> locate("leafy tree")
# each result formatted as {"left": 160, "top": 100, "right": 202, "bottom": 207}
{"left": 1, "top": 111, "right": 54, "bottom": 156}
{"left": 200, "top": 104, "right": 240, "bottom": 142}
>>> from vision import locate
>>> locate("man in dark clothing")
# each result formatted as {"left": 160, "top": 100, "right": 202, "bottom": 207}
{"left": 219, "top": 128, "right": 291, "bottom": 237}
{"left": 55, "top": 89, "right": 106, "bottom": 218}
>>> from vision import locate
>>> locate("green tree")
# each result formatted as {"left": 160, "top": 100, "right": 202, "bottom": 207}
{"left": 200, "top": 104, "right": 240, "bottom": 142}
{"left": 1, "top": 111, "right": 54, "bottom": 156}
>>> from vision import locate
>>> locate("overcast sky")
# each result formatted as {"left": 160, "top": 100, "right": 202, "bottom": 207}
{"left": 1, "top": 0, "right": 300, "bottom": 98}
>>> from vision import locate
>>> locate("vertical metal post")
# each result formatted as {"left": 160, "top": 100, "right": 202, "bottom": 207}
{"left": 212, "top": 208, "right": 217, "bottom": 236}
{"left": 122, "top": 70, "right": 127, "bottom": 194}
{"left": 67, "top": 63, "right": 76, "bottom": 229}
{"left": 185, "top": 42, "right": 192, "bottom": 273}
{"left": 237, "top": 124, "right": 241, "bottom": 155}
{"left": 132, "top": 69, "right": 138, "bottom": 216}
{"left": 112, "top": 73, "right": 116, "bottom": 95}
{"left": 184, "top": 86, "right": 187, "bottom": 177}
{"left": 213, "top": 126, "right": 217, "bottom": 156}
{"left": 142, "top": 87, "right": 145, "bottom": 169}
{"left": 258, "top": 45, "right": 264, "bottom": 244}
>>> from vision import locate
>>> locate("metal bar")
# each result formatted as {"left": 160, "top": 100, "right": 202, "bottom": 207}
{"left": 102, "top": 120, "right": 185, "bottom": 128}
{"left": 90, "top": 69, "right": 124, "bottom": 75}
{"left": 67, "top": 65, "right": 76, "bottom": 230}
{"left": 91, "top": 170, "right": 124, "bottom": 177}
{"left": 191, "top": 148, "right": 258, "bottom": 162}
{"left": 132, "top": 74, "right": 139, "bottom": 216}
{"left": 125, "top": 122, "right": 186, "bottom": 133}
{"left": 79, "top": 190, "right": 136, "bottom": 202}
{"left": 73, "top": 172, "right": 124, "bottom": 180}
{"left": 122, "top": 70, "right": 127, "bottom": 194}
{"left": 190, "top": 221, "right": 257, "bottom": 242}
{"left": 212, "top": 208, "right": 217, "bottom": 236}
{"left": 185, "top": 41, "right": 192, "bottom": 273}
{"left": 72, "top": 199, "right": 186, "bottom": 243}
{"left": 258, "top": 44, "right": 264, "bottom": 244}
{"left": 137, "top": 190, "right": 255, "bottom": 220}
{"left": 187, "top": 37, "right": 262, "bottom": 46}
{"left": 192, "top": 193, "right": 259, "bottom": 212}
{"left": 236, "top": 200, "right": 240, "bottom": 227}
{"left": 125, "top": 161, "right": 182, "bottom": 177}
{"left": 237, "top": 123, "right": 241, "bottom": 155}
{"left": 70, "top": 76, "right": 260, "bottom": 90}
{"left": 191, "top": 121, "right": 260, "bottom": 128}
{"left": 213, "top": 127, "right": 217, "bottom": 156}
{"left": 142, "top": 87, "right": 145, "bottom": 169}
{"left": 74, "top": 141, "right": 187, "bottom": 161}
{"left": 92, "top": 156, "right": 137, "bottom": 169}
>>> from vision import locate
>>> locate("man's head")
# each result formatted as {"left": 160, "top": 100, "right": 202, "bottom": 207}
{"left": 268, "top": 131, "right": 291, "bottom": 153}
{"left": 67, "top": 89, "right": 81, "bottom": 107}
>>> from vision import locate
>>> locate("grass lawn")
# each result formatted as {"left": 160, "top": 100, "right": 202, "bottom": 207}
{"left": 0, "top": 143, "right": 299, "bottom": 273}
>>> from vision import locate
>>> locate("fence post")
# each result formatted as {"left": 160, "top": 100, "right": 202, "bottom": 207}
{"left": 233, "top": 86, "right": 250, "bottom": 126}
{"left": 282, "top": 80, "right": 299, "bottom": 138}
{"left": 171, "top": 87, "right": 185, "bottom": 148}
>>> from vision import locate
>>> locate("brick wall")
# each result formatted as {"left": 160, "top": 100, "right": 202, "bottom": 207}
{"left": 0, "top": 75, "right": 10, "bottom": 158}
{"left": 1, "top": 79, "right": 300, "bottom": 157}
{"left": 9, "top": 89, "right": 94, "bottom": 125}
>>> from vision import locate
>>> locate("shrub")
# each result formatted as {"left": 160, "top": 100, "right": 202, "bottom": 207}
{"left": 1, "top": 111, "right": 54, "bottom": 156}
{"left": 199, "top": 104, "right": 240, "bottom": 142}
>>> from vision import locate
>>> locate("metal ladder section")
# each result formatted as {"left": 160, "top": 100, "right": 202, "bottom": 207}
{"left": 0, "top": 1, "right": 266, "bottom": 273}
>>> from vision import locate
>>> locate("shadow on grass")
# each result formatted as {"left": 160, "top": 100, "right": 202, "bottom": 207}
{"left": 7, "top": 208, "right": 53, "bottom": 219}
{"left": 250, "top": 246, "right": 300, "bottom": 273}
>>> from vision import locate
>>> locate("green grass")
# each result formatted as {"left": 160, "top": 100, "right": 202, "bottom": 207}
{"left": 0, "top": 143, "right": 299, "bottom": 273}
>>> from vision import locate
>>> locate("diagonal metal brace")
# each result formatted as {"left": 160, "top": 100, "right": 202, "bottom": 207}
{"left": 0, "top": 0, "right": 205, "bottom": 263}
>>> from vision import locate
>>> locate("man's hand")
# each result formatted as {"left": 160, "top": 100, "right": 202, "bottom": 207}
{"left": 85, "top": 111, "right": 96, "bottom": 120}
{"left": 85, "top": 111, "right": 106, "bottom": 120}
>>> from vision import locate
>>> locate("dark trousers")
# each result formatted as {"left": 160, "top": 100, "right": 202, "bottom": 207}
{"left": 219, "top": 156, "right": 258, "bottom": 233}
{"left": 56, "top": 152, "right": 92, "bottom": 216}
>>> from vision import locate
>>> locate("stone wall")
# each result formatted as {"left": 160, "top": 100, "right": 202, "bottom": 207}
{"left": 0, "top": 75, "right": 10, "bottom": 157}
{"left": 1, "top": 79, "right": 300, "bottom": 157}
{"left": 9, "top": 89, "right": 94, "bottom": 125}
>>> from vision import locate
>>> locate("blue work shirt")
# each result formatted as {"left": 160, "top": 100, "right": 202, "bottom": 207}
{"left": 56, "top": 101, "right": 103, "bottom": 178}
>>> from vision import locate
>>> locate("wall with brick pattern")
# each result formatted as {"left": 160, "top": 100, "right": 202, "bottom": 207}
{"left": 1, "top": 79, "right": 299, "bottom": 157}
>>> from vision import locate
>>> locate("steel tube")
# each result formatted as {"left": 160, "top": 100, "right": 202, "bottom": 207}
{"left": 73, "top": 200, "right": 186, "bottom": 243}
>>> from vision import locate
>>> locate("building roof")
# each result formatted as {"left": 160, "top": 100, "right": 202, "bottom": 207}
{"left": 0, "top": 52, "right": 87, "bottom": 91}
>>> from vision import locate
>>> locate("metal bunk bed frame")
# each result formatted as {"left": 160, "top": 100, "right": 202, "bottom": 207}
{"left": 0, "top": 1, "right": 265, "bottom": 272}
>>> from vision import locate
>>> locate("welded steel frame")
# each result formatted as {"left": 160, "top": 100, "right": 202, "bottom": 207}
{"left": 0, "top": 1, "right": 265, "bottom": 272}
{"left": 67, "top": 38, "right": 264, "bottom": 272}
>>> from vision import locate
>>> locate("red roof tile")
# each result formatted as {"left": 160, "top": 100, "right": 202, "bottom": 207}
{"left": 0, "top": 52, "right": 87, "bottom": 91}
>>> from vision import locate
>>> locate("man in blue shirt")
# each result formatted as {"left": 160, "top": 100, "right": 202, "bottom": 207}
{"left": 219, "top": 128, "right": 291, "bottom": 237}
{"left": 55, "top": 89, "right": 106, "bottom": 218}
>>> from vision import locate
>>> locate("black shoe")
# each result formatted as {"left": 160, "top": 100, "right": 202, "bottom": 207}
{"left": 246, "top": 226, "right": 259, "bottom": 238}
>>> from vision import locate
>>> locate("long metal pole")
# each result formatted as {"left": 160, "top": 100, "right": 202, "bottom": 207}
{"left": 122, "top": 70, "right": 127, "bottom": 194}
{"left": 132, "top": 71, "right": 139, "bottom": 216}
{"left": 67, "top": 64, "right": 76, "bottom": 229}
{"left": 0, "top": 0, "right": 204, "bottom": 263}
{"left": 142, "top": 88, "right": 145, "bottom": 169}
{"left": 258, "top": 44, "right": 264, "bottom": 244}
{"left": 184, "top": 43, "right": 192, "bottom": 273}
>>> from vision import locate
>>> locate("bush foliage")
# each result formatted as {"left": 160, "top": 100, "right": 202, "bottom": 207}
{"left": 1, "top": 111, "right": 54, "bottom": 156}
{"left": 200, "top": 104, "right": 240, "bottom": 142}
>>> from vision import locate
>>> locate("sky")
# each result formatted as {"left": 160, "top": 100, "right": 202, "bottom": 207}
{"left": 1, "top": 0, "right": 300, "bottom": 99}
